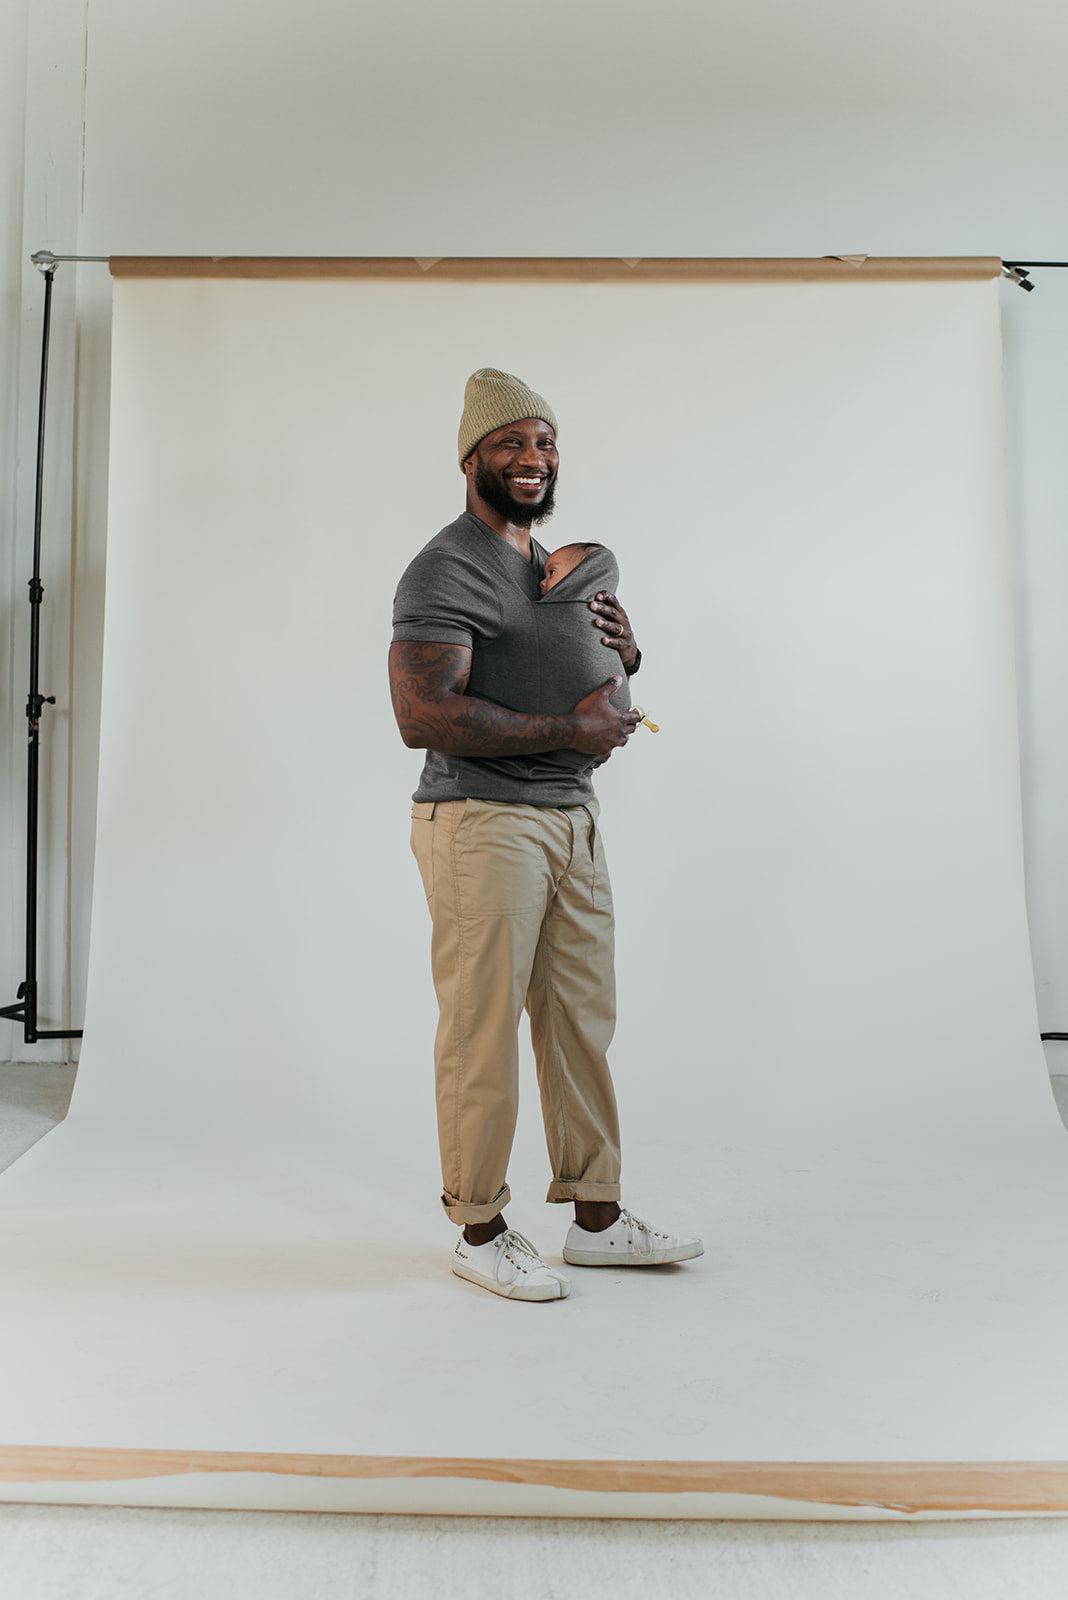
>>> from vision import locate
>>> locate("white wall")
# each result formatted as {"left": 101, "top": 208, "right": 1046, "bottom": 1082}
{"left": 1002, "top": 276, "right": 1068, "bottom": 1045}
{"left": 4, "top": 0, "right": 1068, "bottom": 1062}
{"left": 0, "top": 0, "right": 28, "bottom": 1047}
{"left": 78, "top": 0, "right": 1068, "bottom": 258}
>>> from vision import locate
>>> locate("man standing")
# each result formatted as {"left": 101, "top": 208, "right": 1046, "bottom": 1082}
{"left": 389, "top": 368, "right": 701, "bottom": 1301}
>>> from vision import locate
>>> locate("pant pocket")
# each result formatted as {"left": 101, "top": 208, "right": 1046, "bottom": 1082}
{"left": 580, "top": 802, "right": 614, "bottom": 910}
{"left": 452, "top": 799, "right": 552, "bottom": 915}
{"left": 410, "top": 802, "right": 437, "bottom": 902}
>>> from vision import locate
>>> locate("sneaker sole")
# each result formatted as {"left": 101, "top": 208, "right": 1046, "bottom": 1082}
{"left": 562, "top": 1241, "right": 704, "bottom": 1267}
{"left": 452, "top": 1261, "right": 571, "bottom": 1300}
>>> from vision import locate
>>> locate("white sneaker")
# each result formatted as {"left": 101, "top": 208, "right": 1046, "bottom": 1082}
{"left": 563, "top": 1208, "right": 704, "bottom": 1267}
{"left": 453, "top": 1229, "right": 571, "bottom": 1301}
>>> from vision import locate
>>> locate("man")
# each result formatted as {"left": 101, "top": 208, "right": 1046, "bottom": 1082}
{"left": 389, "top": 368, "right": 702, "bottom": 1301}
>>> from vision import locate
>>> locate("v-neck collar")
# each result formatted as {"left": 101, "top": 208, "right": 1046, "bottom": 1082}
{"left": 465, "top": 513, "right": 546, "bottom": 594}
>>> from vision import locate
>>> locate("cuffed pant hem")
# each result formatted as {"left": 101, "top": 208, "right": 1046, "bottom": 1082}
{"left": 545, "top": 1180, "right": 622, "bottom": 1204}
{"left": 441, "top": 1184, "right": 512, "bottom": 1226}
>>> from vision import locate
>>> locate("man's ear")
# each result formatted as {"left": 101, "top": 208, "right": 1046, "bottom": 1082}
{"left": 462, "top": 451, "right": 476, "bottom": 480}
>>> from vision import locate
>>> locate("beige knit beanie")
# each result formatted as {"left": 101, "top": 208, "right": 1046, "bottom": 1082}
{"left": 457, "top": 368, "right": 558, "bottom": 469}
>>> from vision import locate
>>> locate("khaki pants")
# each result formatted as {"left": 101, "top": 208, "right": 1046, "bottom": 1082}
{"left": 410, "top": 797, "right": 622, "bottom": 1225}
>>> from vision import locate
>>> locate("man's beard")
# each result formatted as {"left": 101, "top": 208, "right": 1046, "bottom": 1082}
{"left": 474, "top": 457, "right": 557, "bottom": 527}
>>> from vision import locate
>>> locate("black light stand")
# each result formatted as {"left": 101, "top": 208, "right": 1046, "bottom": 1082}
{"left": 1, "top": 252, "right": 86, "bottom": 1044}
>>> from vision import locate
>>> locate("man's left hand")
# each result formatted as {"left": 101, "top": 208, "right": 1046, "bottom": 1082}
{"left": 590, "top": 592, "right": 638, "bottom": 673}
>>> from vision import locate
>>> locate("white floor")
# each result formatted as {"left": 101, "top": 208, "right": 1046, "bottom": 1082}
{"left": 7, "top": 1501, "right": 1068, "bottom": 1600}
{"left": 4, "top": 1061, "right": 1068, "bottom": 1598}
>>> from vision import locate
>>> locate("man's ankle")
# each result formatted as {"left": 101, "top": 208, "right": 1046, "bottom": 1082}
{"left": 464, "top": 1214, "right": 508, "bottom": 1247}
{"left": 573, "top": 1200, "right": 621, "bottom": 1233}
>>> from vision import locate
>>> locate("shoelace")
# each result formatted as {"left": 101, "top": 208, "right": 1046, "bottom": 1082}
{"left": 618, "top": 1209, "right": 671, "bottom": 1251}
{"left": 494, "top": 1229, "right": 550, "bottom": 1283}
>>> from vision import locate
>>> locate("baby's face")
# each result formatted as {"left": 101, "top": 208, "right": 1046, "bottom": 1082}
{"left": 539, "top": 545, "right": 587, "bottom": 596}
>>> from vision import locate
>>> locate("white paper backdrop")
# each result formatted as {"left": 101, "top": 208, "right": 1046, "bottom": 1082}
{"left": 3, "top": 272, "right": 1067, "bottom": 1516}
{"left": 80, "top": 277, "right": 1050, "bottom": 1147}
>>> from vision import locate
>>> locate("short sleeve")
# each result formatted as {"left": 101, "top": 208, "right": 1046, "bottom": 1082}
{"left": 391, "top": 549, "right": 502, "bottom": 649}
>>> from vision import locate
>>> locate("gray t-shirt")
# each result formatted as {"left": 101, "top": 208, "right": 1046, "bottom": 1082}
{"left": 391, "top": 513, "right": 627, "bottom": 806}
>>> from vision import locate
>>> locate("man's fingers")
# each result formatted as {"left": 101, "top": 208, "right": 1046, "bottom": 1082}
{"left": 601, "top": 675, "right": 624, "bottom": 694}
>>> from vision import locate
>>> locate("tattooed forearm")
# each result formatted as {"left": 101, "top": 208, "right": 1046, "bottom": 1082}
{"left": 388, "top": 641, "right": 577, "bottom": 756}
{"left": 452, "top": 696, "right": 579, "bottom": 753}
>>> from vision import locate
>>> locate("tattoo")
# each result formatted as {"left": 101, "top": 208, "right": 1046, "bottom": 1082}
{"left": 388, "top": 641, "right": 574, "bottom": 756}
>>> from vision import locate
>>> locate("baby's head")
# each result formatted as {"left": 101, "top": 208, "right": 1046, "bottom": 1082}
{"left": 539, "top": 542, "right": 604, "bottom": 596}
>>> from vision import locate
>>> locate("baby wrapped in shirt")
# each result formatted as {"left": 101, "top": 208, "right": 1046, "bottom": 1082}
{"left": 452, "top": 540, "right": 638, "bottom": 792}
{"left": 536, "top": 542, "right": 632, "bottom": 721}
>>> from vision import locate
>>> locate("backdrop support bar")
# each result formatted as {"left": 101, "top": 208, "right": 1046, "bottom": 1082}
{"left": 30, "top": 251, "right": 109, "bottom": 266}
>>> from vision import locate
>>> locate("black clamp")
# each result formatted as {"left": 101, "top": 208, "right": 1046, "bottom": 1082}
{"left": 26, "top": 692, "right": 56, "bottom": 725}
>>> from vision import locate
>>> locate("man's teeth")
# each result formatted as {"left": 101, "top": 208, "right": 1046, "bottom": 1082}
{"left": 511, "top": 477, "right": 542, "bottom": 486}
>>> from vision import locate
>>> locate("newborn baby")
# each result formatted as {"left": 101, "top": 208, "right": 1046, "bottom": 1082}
{"left": 535, "top": 542, "right": 632, "bottom": 719}
{"left": 483, "top": 541, "right": 643, "bottom": 786}
{"left": 540, "top": 543, "right": 657, "bottom": 736}
{"left": 539, "top": 542, "right": 605, "bottom": 597}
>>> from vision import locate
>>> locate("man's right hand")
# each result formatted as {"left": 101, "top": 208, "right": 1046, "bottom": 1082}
{"left": 570, "top": 678, "right": 642, "bottom": 757}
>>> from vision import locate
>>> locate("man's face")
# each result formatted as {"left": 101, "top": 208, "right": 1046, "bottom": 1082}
{"left": 467, "top": 417, "right": 559, "bottom": 528}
